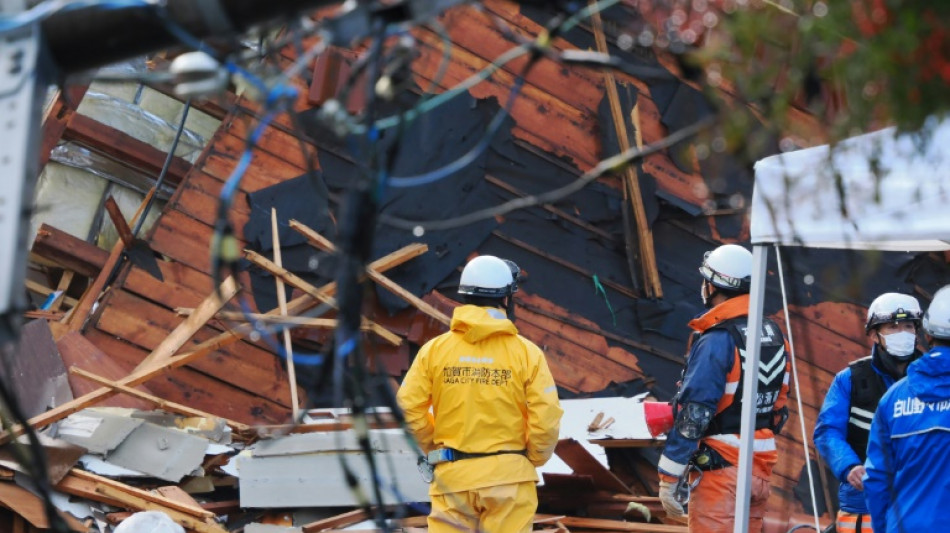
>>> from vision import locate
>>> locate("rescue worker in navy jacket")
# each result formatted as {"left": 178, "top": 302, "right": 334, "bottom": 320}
{"left": 813, "top": 292, "right": 923, "bottom": 533}
{"left": 657, "top": 244, "right": 791, "bottom": 533}
{"left": 397, "top": 255, "right": 562, "bottom": 533}
{"left": 865, "top": 285, "right": 950, "bottom": 533}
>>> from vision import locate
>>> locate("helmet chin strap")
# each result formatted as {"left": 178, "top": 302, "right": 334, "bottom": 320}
{"left": 504, "top": 290, "right": 516, "bottom": 321}
{"left": 701, "top": 281, "right": 717, "bottom": 309}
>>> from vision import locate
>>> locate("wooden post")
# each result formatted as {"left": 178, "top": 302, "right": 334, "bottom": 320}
{"left": 271, "top": 208, "right": 300, "bottom": 420}
{"left": 589, "top": 5, "right": 663, "bottom": 299}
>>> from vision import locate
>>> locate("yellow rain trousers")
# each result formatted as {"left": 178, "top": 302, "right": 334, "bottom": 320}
{"left": 397, "top": 305, "right": 562, "bottom": 532}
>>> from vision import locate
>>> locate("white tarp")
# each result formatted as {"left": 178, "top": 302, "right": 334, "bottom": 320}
{"left": 751, "top": 117, "right": 950, "bottom": 251}
{"left": 739, "top": 116, "right": 950, "bottom": 532}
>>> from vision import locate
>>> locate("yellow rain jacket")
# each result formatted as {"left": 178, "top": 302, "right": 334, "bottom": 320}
{"left": 397, "top": 305, "right": 562, "bottom": 495}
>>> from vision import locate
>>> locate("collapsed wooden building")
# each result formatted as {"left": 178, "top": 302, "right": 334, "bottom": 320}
{"left": 12, "top": 0, "right": 950, "bottom": 531}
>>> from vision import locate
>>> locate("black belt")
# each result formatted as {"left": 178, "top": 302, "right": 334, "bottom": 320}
{"left": 692, "top": 444, "right": 732, "bottom": 471}
{"left": 449, "top": 449, "right": 527, "bottom": 461}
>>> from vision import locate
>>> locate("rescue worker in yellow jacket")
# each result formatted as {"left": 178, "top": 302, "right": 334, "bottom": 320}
{"left": 397, "top": 255, "right": 563, "bottom": 533}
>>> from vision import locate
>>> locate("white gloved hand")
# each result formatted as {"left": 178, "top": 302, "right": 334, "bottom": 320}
{"left": 658, "top": 479, "right": 685, "bottom": 518}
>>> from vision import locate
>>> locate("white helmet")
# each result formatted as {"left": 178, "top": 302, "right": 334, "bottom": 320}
{"left": 923, "top": 285, "right": 950, "bottom": 339}
{"left": 699, "top": 244, "right": 753, "bottom": 292}
{"left": 458, "top": 255, "right": 516, "bottom": 298}
{"left": 865, "top": 292, "right": 923, "bottom": 332}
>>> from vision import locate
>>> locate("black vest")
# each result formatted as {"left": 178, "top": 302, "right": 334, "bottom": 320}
{"left": 846, "top": 357, "right": 886, "bottom": 463}
{"left": 705, "top": 317, "right": 787, "bottom": 436}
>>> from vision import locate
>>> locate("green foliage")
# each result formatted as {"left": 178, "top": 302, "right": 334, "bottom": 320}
{"left": 684, "top": 0, "right": 950, "bottom": 144}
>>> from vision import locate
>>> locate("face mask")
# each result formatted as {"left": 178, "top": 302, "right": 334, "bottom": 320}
{"left": 881, "top": 331, "right": 917, "bottom": 358}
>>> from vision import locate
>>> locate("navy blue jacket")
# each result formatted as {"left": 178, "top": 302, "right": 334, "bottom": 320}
{"left": 865, "top": 345, "right": 950, "bottom": 533}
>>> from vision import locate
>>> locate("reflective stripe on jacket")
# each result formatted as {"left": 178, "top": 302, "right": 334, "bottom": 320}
{"left": 659, "top": 295, "right": 790, "bottom": 481}
{"left": 397, "top": 304, "right": 563, "bottom": 495}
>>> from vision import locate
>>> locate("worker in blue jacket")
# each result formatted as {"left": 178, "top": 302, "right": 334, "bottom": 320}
{"left": 814, "top": 293, "right": 923, "bottom": 533}
{"left": 865, "top": 285, "right": 950, "bottom": 533}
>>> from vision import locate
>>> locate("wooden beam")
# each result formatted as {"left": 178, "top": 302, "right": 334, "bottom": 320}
{"left": 271, "top": 209, "right": 300, "bottom": 419}
{"left": 62, "top": 113, "right": 192, "bottom": 188}
{"left": 39, "top": 85, "right": 89, "bottom": 169}
{"left": 244, "top": 249, "right": 403, "bottom": 346}
{"left": 31, "top": 223, "right": 108, "bottom": 278}
{"left": 65, "top": 189, "right": 156, "bottom": 334}
{"left": 590, "top": 6, "right": 663, "bottom": 299}
{"left": 103, "top": 196, "right": 135, "bottom": 248}
{"left": 289, "top": 219, "right": 451, "bottom": 326}
{"left": 133, "top": 276, "right": 239, "bottom": 372}
{"left": 69, "top": 367, "right": 251, "bottom": 432}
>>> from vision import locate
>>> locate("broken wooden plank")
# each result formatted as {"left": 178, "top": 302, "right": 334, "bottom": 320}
{"left": 48, "top": 270, "right": 75, "bottom": 312}
{"left": 39, "top": 84, "right": 89, "bottom": 169}
{"left": 69, "top": 469, "right": 215, "bottom": 519}
{"left": 31, "top": 223, "right": 108, "bottom": 278}
{"left": 272, "top": 208, "right": 300, "bottom": 419}
{"left": 69, "top": 367, "right": 251, "bottom": 432}
{"left": 132, "top": 276, "right": 239, "bottom": 372}
{"left": 590, "top": 6, "right": 662, "bottom": 298}
{"left": 104, "top": 196, "right": 135, "bottom": 248}
{"left": 24, "top": 279, "right": 79, "bottom": 309}
{"left": 244, "top": 249, "right": 402, "bottom": 346}
{"left": 301, "top": 508, "right": 371, "bottom": 532}
{"left": 94, "top": 484, "right": 225, "bottom": 533}
{"left": 289, "top": 219, "right": 451, "bottom": 327}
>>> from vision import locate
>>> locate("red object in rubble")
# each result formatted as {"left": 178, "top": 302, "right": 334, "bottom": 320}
{"left": 644, "top": 401, "right": 675, "bottom": 437}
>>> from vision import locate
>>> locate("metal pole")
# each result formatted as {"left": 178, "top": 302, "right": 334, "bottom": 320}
{"left": 734, "top": 244, "right": 768, "bottom": 533}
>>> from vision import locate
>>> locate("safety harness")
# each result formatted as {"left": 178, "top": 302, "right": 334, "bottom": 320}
{"left": 847, "top": 357, "right": 886, "bottom": 463}
{"left": 704, "top": 317, "right": 788, "bottom": 436}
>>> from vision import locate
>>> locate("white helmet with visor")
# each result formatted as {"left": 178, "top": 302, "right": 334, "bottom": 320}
{"left": 699, "top": 244, "right": 753, "bottom": 293}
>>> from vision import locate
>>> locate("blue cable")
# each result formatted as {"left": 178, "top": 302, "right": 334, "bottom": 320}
{"left": 236, "top": 296, "right": 326, "bottom": 366}
{"left": 384, "top": 76, "right": 526, "bottom": 188}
